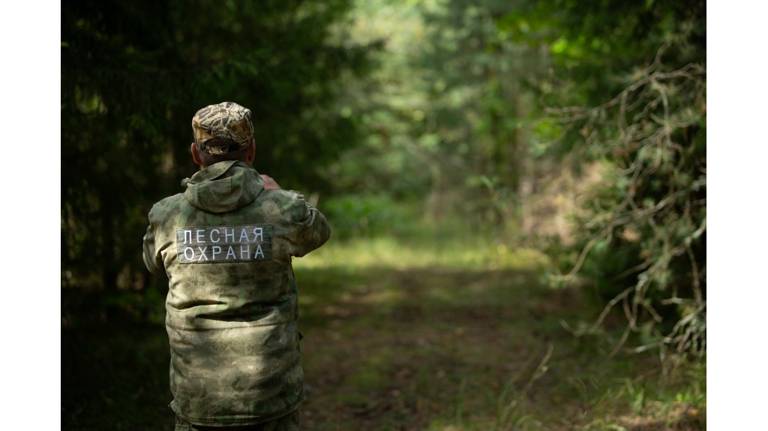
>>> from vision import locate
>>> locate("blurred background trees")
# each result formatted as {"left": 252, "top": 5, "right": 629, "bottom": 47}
{"left": 62, "top": 0, "right": 705, "bottom": 357}
{"left": 62, "top": 0, "right": 374, "bottom": 300}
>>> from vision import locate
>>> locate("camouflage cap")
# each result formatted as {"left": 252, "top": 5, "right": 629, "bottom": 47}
{"left": 192, "top": 101, "right": 254, "bottom": 155}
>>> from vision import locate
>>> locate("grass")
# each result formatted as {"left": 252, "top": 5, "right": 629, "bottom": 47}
{"left": 62, "top": 238, "right": 705, "bottom": 430}
{"left": 294, "top": 236, "right": 551, "bottom": 271}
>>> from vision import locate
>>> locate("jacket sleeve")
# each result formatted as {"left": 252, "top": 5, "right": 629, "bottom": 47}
{"left": 284, "top": 194, "right": 331, "bottom": 258}
{"left": 142, "top": 209, "right": 164, "bottom": 274}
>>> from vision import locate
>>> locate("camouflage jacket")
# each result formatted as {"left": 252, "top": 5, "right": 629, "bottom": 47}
{"left": 142, "top": 160, "right": 330, "bottom": 426}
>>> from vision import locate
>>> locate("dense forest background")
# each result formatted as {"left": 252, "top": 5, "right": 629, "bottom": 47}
{"left": 62, "top": 0, "right": 706, "bottom": 429}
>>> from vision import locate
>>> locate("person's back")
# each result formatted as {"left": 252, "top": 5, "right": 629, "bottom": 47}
{"left": 143, "top": 102, "right": 330, "bottom": 430}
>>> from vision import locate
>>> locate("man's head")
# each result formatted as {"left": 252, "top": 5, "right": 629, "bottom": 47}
{"left": 190, "top": 101, "right": 255, "bottom": 167}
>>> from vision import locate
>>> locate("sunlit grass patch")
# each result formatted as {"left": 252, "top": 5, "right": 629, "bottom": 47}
{"left": 295, "top": 236, "right": 551, "bottom": 271}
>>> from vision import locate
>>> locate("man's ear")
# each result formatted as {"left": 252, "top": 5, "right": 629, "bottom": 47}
{"left": 245, "top": 140, "right": 256, "bottom": 164}
{"left": 190, "top": 142, "right": 204, "bottom": 167}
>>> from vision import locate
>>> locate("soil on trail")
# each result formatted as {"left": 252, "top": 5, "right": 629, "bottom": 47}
{"left": 62, "top": 266, "right": 704, "bottom": 431}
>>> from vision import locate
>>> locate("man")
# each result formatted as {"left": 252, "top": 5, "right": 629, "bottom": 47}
{"left": 142, "top": 101, "right": 331, "bottom": 430}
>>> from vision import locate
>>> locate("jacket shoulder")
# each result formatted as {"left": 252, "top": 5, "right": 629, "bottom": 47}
{"left": 258, "top": 189, "right": 311, "bottom": 222}
{"left": 148, "top": 193, "right": 185, "bottom": 222}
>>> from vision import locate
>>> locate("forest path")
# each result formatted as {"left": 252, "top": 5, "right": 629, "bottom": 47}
{"left": 296, "top": 265, "right": 702, "bottom": 430}
{"left": 62, "top": 264, "right": 703, "bottom": 430}
{"left": 299, "top": 266, "right": 576, "bottom": 430}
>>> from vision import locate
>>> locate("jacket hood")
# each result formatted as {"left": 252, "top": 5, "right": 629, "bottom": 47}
{"left": 182, "top": 160, "right": 264, "bottom": 213}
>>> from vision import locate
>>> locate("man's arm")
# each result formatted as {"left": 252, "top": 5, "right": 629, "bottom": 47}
{"left": 284, "top": 193, "right": 331, "bottom": 257}
{"left": 142, "top": 210, "right": 163, "bottom": 274}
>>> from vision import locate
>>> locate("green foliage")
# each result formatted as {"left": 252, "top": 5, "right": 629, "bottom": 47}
{"left": 336, "top": 0, "right": 708, "bottom": 357}
{"left": 62, "top": 0, "right": 376, "bottom": 291}
{"left": 62, "top": 2, "right": 707, "bottom": 428}
{"left": 323, "top": 194, "right": 412, "bottom": 239}
{"left": 510, "top": 0, "right": 707, "bottom": 356}
{"left": 62, "top": 0, "right": 706, "bottom": 360}
{"left": 325, "top": 0, "right": 545, "bottom": 229}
